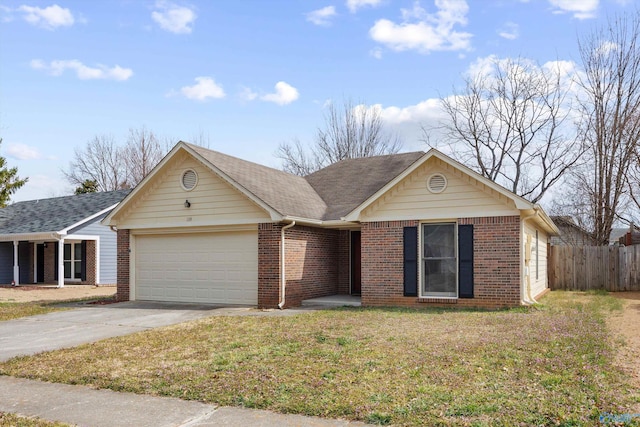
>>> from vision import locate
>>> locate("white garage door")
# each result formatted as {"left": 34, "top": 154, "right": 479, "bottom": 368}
{"left": 135, "top": 230, "right": 258, "bottom": 305}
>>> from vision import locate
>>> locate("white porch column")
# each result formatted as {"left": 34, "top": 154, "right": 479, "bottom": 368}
{"left": 12, "top": 241, "right": 19, "bottom": 286}
{"left": 57, "top": 239, "right": 65, "bottom": 288}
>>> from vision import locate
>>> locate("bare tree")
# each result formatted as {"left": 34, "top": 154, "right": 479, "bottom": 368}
{"left": 429, "top": 57, "right": 583, "bottom": 203}
{"left": 63, "top": 135, "right": 128, "bottom": 191}
{"left": 557, "top": 14, "right": 640, "bottom": 245}
{"left": 277, "top": 99, "right": 402, "bottom": 175}
{"left": 65, "top": 127, "right": 169, "bottom": 192}
{"left": 124, "top": 126, "right": 164, "bottom": 186}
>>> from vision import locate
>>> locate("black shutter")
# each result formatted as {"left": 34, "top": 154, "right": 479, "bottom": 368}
{"left": 458, "top": 224, "right": 474, "bottom": 298}
{"left": 81, "top": 241, "right": 87, "bottom": 282}
{"left": 403, "top": 226, "right": 418, "bottom": 297}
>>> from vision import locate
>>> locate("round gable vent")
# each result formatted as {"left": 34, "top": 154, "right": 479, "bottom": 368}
{"left": 427, "top": 173, "right": 447, "bottom": 193}
{"left": 181, "top": 169, "right": 198, "bottom": 191}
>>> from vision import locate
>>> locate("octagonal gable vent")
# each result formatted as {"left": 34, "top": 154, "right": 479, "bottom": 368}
{"left": 427, "top": 173, "right": 447, "bottom": 193}
{"left": 181, "top": 169, "right": 198, "bottom": 191}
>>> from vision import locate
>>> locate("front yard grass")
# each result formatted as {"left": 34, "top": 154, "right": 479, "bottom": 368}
{"left": 0, "top": 301, "right": 68, "bottom": 322}
{"left": 0, "top": 292, "right": 636, "bottom": 426}
{"left": 0, "top": 296, "right": 115, "bottom": 322}
{"left": 0, "top": 412, "right": 69, "bottom": 427}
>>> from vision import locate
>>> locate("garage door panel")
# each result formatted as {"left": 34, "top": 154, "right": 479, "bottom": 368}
{"left": 135, "top": 231, "right": 258, "bottom": 305}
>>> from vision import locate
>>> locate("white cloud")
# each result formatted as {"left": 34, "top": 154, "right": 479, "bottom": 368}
{"left": 261, "top": 81, "right": 299, "bottom": 105}
{"left": 30, "top": 59, "right": 133, "bottom": 81}
{"left": 370, "top": 47, "right": 383, "bottom": 59}
{"left": 498, "top": 22, "right": 519, "bottom": 40}
{"left": 151, "top": 1, "right": 196, "bottom": 34}
{"left": 239, "top": 86, "right": 258, "bottom": 101}
{"left": 179, "top": 77, "right": 225, "bottom": 101}
{"left": 346, "top": 0, "right": 382, "bottom": 13}
{"left": 17, "top": 4, "right": 74, "bottom": 29}
{"left": 5, "top": 143, "right": 41, "bottom": 160}
{"left": 306, "top": 6, "right": 337, "bottom": 26}
{"left": 369, "top": 0, "right": 472, "bottom": 54}
{"left": 548, "top": 0, "right": 598, "bottom": 19}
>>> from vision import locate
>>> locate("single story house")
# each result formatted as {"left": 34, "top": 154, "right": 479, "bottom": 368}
{"left": 0, "top": 190, "right": 129, "bottom": 287}
{"left": 549, "top": 216, "right": 596, "bottom": 246}
{"left": 104, "top": 142, "right": 558, "bottom": 309}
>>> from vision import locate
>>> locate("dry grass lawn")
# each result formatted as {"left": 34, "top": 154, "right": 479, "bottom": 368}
{"left": 0, "top": 412, "right": 69, "bottom": 426}
{"left": 0, "top": 291, "right": 638, "bottom": 426}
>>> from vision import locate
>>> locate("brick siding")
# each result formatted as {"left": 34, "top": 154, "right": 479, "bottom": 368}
{"left": 337, "top": 230, "right": 350, "bottom": 295}
{"left": 258, "top": 224, "right": 349, "bottom": 308}
{"left": 361, "top": 216, "right": 522, "bottom": 309}
{"left": 283, "top": 225, "right": 341, "bottom": 307}
{"left": 258, "top": 223, "right": 281, "bottom": 308}
{"left": 80, "top": 240, "right": 97, "bottom": 285}
{"left": 43, "top": 243, "right": 56, "bottom": 282}
{"left": 116, "top": 229, "right": 130, "bottom": 301}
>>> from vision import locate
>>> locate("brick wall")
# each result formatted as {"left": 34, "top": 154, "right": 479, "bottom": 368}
{"left": 80, "top": 240, "right": 97, "bottom": 285}
{"left": 116, "top": 229, "right": 130, "bottom": 301}
{"left": 44, "top": 243, "right": 56, "bottom": 282}
{"left": 361, "top": 216, "right": 522, "bottom": 309}
{"left": 337, "top": 230, "right": 350, "bottom": 295}
{"left": 283, "top": 225, "right": 340, "bottom": 307}
{"left": 258, "top": 223, "right": 281, "bottom": 308}
{"left": 458, "top": 216, "right": 521, "bottom": 307}
{"left": 361, "top": 220, "right": 418, "bottom": 307}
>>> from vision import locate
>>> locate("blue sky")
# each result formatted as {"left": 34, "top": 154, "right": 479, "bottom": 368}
{"left": 0, "top": 0, "right": 633, "bottom": 201}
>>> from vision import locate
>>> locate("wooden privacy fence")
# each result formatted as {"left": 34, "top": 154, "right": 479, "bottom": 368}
{"left": 548, "top": 245, "right": 640, "bottom": 291}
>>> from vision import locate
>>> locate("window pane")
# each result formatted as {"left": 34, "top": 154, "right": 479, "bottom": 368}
{"left": 64, "top": 262, "right": 71, "bottom": 278}
{"left": 74, "top": 260, "right": 82, "bottom": 279}
{"left": 423, "top": 224, "right": 455, "bottom": 258}
{"left": 423, "top": 259, "right": 457, "bottom": 295}
{"left": 63, "top": 244, "right": 71, "bottom": 260}
{"left": 75, "top": 243, "right": 82, "bottom": 260}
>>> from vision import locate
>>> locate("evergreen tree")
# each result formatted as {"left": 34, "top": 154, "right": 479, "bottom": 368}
{"left": 0, "top": 139, "right": 28, "bottom": 207}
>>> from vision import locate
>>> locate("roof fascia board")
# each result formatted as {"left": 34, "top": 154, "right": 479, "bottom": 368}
{"left": 533, "top": 205, "right": 560, "bottom": 235}
{"left": 61, "top": 203, "right": 119, "bottom": 235}
{"left": 343, "top": 149, "right": 534, "bottom": 221}
{"left": 0, "top": 232, "right": 61, "bottom": 242}
{"left": 342, "top": 152, "right": 431, "bottom": 221}
{"left": 103, "top": 142, "right": 188, "bottom": 226}
{"left": 281, "top": 216, "right": 358, "bottom": 229}
{"left": 184, "top": 144, "right": 283, "bottom": 221}
{"left": 103, "top": 142, "right": 283, "bottom": 226}
{"left": 428, "top": 150, "right": 532, "bottom": 209}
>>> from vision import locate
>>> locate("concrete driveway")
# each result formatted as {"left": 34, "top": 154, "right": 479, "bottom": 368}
{"left": 0, "top": 301, "right": 251, "bottom": 362}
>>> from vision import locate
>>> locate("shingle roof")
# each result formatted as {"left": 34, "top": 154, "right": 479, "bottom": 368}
{"left": 0, "top": 189, "right": 130, "bottom": 235}
{"left": 188, "top": 143, "right": 424, "bottom": 221}
{"left": 305, "top": 152, "right": 425, "bottom": 220}
{"left": 188, "top": 144, "right": 328, "bottom": 219}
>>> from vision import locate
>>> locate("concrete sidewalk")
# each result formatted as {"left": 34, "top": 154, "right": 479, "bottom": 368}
{"left": 0, "top": 376, "right": 369, "bottom": 427}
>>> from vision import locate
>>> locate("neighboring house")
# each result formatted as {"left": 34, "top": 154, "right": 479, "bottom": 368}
{"left": 0, "top": 190, "right": 129, "bottom": 287}
{"left": 610, "top": 228, "right": 629, "bottom": 245}
{"left": 104, "top": 142, "right": 559, "bottom": 309}
{"left": 549, "top": 216, "right": 596, "bottom": 246}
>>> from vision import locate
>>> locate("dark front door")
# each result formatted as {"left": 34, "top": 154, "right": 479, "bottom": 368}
{"left": 350, "top": 231, "right": 361, "bottom": 295}
{"left": 37, "top": 244, "right": 45, "bottom": 283}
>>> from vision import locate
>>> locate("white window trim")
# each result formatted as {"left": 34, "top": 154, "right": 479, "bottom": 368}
{"left": 418, "top": 220, "right": 459, "bottom": 299}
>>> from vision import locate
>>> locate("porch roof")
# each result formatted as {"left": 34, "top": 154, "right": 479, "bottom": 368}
{"left": 0, "top": 190, "right": 129, "bottom": 240}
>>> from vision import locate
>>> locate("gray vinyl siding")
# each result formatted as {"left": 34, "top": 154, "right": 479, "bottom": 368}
{"left": 0, "top": 242, "right": 13, "bottom": 284}
{"left": 70, "top": 214, "right": 117, "bottom": 284}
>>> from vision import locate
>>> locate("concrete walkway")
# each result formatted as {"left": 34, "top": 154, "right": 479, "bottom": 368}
{"left": 0, "top": 301, "right": 370, "bottom": 426}
{"left": 0, "top": 376, "right": 368, "bottom": 426}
